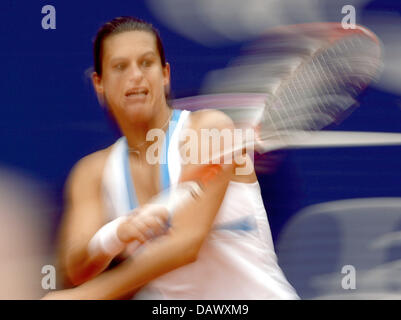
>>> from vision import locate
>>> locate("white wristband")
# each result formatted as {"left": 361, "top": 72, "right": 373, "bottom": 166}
{"left": 88, "top": 216, "right": 128, "bottom": 257}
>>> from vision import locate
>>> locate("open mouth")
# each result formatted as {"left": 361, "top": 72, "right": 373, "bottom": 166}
{"left": 125, "top": 87, "right": 149, "bottom": 98}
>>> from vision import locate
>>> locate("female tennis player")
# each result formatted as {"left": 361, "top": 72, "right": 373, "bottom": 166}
{"left": 44, "top": 16, "right": 298, "bottom": 299}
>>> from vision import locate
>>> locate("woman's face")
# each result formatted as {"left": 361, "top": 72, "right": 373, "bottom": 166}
{"left": 93, "top": 30, "right": 170, "bottom": 125}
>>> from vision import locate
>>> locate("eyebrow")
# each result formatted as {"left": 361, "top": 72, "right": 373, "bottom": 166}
{"left": 109, "top": 51, "right": 157, "bottom": 64}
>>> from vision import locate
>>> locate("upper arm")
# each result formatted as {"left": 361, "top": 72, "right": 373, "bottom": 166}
{"left": 169, "top": 110, "right": 237, "bottom": 246}
{"left": 57, "top": 151, "right": 108, "bottom": 279}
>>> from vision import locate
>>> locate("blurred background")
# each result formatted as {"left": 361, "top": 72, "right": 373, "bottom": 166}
{"left": 0, "top": 0, "right": 400, "bottom": 299}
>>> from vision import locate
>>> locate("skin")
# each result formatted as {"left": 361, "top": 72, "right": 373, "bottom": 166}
{"left": 94, "top": 30, "right": 172, "bottom": 157}
{"left": 45, "top": 30, "right": 257, "bottom": 299}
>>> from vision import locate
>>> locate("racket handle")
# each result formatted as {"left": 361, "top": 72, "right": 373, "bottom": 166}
{"left": 146, "top": 164, "right": 223, "bottom": 227}
{"left": 149, "top": 180, "right": 204, "bottom": 226}
{"left": 179, "top": 164, "right": 223, "bottom": 187}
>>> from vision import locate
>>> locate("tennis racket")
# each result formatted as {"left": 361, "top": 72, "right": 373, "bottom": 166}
{"left": 176, "top": 23, "right": 385, "bottom": 157}
{"left": 146, "top": 23, "right": 389, "bottom": 231}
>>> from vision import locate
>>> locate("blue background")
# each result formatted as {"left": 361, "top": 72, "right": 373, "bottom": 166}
{"left": 1, "top": 0, "right": 400, "bottom": 244}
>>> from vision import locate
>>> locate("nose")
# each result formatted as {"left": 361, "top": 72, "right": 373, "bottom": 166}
{"left": 128, "top": 63, "right": 144, "bottom": 83}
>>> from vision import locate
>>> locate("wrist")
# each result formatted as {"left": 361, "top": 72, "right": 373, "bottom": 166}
{"left": 88, "top": 216, "right": 128, "bottom": 258}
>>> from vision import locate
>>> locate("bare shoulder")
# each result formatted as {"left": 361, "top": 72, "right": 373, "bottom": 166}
{"left": 66, "top": 147, "right": 112, "bottom": 195}
{"left": 186, "top": 109, "right": 235, "bottom": 131}
{"left": 185, "top": 109, "right": 256, "bottom": 182}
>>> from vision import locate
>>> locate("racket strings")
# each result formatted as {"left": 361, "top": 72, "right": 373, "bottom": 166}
{"left": 259, "top": 34, "right": 382, "bottom": 143}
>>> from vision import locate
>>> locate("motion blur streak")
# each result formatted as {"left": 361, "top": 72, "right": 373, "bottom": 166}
{"left": 0, "top": 167, "right": 53, "bottom": 299}
{"left": 147, "top": 0, "right": 401, "bottom": 94}
{"left": 147, "top": 0, "right": 369, "bottom": 45}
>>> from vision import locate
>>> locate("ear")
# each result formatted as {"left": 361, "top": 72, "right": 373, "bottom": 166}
{"left": 92, "top": 72, "right": 104, "bottom": 94}
{"left": 163, "top": 63, "right": 171, "bottom": 86}
{"left": 163, "top": 63, "right": 171, "bottom": 96}
{"left": 92, "top": 72, "right": 106, "bottom": 106}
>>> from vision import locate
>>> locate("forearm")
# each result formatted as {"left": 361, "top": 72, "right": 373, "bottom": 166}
{"left": 70, "top": 173, "right": 230, "bottom": 299}
{"left": 63, "top": 241, "right": 113, "bottom": 286}
{"left": 64, "top": 215, "right": 135, "bottom": 286}
{"left": 71, "top": 231, "right": 198, "bottom": 299}
{"left": 65, "top": 150, "right": 233, "bottom": 297}
{"left": 62, "top": 180, "right": 203, "bottom": 287}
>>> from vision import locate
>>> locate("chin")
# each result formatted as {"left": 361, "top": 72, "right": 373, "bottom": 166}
{"left": 124, "top": 103, "right": 154, "bottom": 124}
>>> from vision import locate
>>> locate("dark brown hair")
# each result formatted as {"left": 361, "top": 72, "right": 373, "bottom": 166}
{"left": 93, "top": 16, "right": 167, "bottom": 76}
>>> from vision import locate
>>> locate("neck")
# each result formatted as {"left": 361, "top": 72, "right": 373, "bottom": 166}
{"left": 122, "top": 104, "right": 172, "bottom": 158}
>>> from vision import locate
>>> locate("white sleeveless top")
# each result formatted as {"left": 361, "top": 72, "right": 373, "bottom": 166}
{"left": 101, "top": 109, "right": 299, "bottom": 299}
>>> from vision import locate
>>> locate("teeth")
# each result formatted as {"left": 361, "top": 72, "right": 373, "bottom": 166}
{"left": 126, "top": 88, "right": 147, "bottom": 96}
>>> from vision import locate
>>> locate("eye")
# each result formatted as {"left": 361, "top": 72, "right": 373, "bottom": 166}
{"left": 113, "top": 63, "right": 126, "bottom": 71}
{"left": 141, "top": 59, "right": 153, "bottom": 68}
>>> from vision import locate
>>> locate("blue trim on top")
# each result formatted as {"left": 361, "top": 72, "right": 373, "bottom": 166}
{"left": 122, "top": 137, "right": 138, "bottom": 211}
{"left": 122, "top": 109, "right": 182, "bottom": 211}
{"left": 160, "top": 109, "right": 181, "bottom": 191}
{"left": 214, "top": 215, "right": 257, "bottom": 232}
